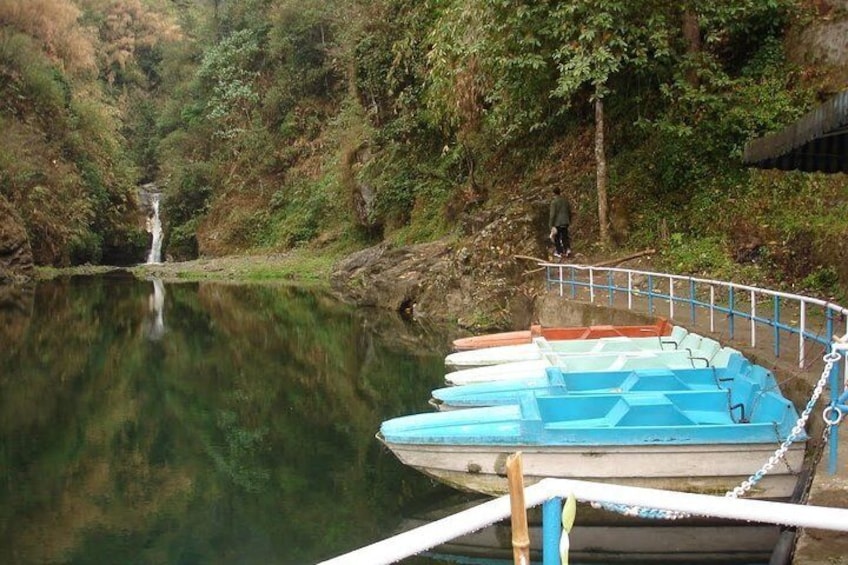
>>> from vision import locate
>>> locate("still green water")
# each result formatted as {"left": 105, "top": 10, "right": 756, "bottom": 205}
{"left": 0, "top": 274, "right": 777, "bottom": 564}
{"left": 0, "top": 273, "right": 460, "bottom": 564}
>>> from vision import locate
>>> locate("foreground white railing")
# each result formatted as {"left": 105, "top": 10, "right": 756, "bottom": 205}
{"left": 320, "top": 478, "right": 848, "bottom": 565}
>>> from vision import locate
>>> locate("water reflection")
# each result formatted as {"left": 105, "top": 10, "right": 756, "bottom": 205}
{"left": 0, "top": 274, "right": 454, "bottom": 564}
{"left": 143, "top": 278, "right": 166, "bottom": 340}
{"left": 398, "top": 494, "right": 780, "bottom": 564}
{"left": 0, "top": 283, "right": 34, "bottom": 351}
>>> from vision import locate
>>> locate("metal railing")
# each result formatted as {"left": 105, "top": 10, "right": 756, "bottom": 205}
{"left": 545, "top": 261, "right": 848, "bottom": 473}
{"left": 545, "top": 263, "right": 848, "bottom": 367}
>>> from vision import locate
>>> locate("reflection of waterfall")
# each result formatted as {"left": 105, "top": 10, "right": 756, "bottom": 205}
{"left": 144, "top": 278, "right": 166, "bottom": 341}
{"left": 146, "top": 192, "right": 163, "bottom": 264}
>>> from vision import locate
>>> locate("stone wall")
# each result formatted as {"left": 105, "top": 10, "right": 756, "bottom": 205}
{"left": 534, "top": 293, "right": 660, "bottom": 328}
{"left": 788, "top": 0, "right": 848, "bottom": 92}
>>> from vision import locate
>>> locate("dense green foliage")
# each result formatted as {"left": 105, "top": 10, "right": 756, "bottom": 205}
{"left": 1, "top": 0, "right": 846, "bottom": 296}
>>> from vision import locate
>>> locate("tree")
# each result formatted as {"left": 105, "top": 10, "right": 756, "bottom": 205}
{"left": 426, "top": 0, "right": 674, "bottom": 247}
{"left": 77, "top": 0, "right": 182, "bottom": 87}
{"left": 196, "top": 28, "right": 261, "bottom": 139}
{"left": 549, "top": 1, "right": 672, "bottom": 247}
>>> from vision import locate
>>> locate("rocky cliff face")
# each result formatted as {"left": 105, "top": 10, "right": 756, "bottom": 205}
{"left": 331, "top": 197, "right": 553, "bottom": 329}
{"left": 788, "top": 0, "right": 848, "bottom": 93}
{"left": 0, "top": 195, "right": 34, "bottom": 284}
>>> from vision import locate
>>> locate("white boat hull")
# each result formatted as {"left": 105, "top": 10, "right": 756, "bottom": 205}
{"left": 381, "top": 440, "right": 805, "bottom": 499}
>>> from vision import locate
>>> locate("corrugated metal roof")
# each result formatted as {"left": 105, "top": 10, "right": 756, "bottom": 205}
{"left": 742, "top": 90, "right": 848, "bottom": 174}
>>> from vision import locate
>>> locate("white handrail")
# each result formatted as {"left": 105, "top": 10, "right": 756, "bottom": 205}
{"left": 545, "top": 262, "right": 848, "bottom": 369}
{"left": 551, "top": 263, "right": 848, "bottom": 309}
{"left": 319, "top": 478, "right": 848, "bottom": 565}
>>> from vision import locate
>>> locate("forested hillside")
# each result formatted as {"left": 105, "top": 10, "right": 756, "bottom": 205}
{"left": 1, "top": 0, "right": 846, "bottom": 299}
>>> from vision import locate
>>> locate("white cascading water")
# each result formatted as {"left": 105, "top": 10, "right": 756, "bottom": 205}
{"left": 146, "top": 192, "right": 163, "bottom": 264}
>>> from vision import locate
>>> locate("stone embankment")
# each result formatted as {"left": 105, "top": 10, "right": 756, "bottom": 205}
{"left": 330, "top": 198, "right": 556, "bottom": 329}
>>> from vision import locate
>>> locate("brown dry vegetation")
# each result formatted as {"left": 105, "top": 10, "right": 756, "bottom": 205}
{"left": 0, "top": 0, "right": 96, "bottom": 74}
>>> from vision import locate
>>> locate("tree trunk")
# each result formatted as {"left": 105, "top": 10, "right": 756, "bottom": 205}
{"left": 682, "top": 9, "right": 701, "bottom": 87}
{"left": 212, "top": 0, "right": 221, "bottom": 40}
{"left": 465, "top": 144, "right": 477, "bottom": 191}
{"left": 594, "top": 94, "right": 610, "bottom": 247}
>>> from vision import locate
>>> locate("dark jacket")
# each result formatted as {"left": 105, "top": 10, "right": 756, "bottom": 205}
{"left": 549, "top": 195, "right": 572, "bottom": 227}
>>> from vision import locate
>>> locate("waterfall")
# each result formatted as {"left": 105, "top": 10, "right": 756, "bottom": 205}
{"left": 146, "top": 192, "right": 163, "bottom": 264}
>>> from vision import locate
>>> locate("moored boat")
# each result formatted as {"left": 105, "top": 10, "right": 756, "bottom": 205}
{"left": 432, "top": 350, "right": 773, "bottom": 410}
{"left": 445, "top": 338, "right": 732, "bottom": 386}
{"left": 445, "top": 325, "right": 691, "bottom": 370}
{"left": 452, "top": 318, "right": 673, "bottom": 351}
{"left": 378, "top": 388, "right": 806, "bottom": 499}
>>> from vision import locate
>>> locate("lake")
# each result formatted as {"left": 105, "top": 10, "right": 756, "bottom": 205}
{"left": 0, "top": 274, "right": 778, "bottom": 564}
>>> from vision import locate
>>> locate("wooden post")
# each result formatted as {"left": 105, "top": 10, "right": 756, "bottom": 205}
{"left": 506, "top": 452, "right": 530, "bottom": 565}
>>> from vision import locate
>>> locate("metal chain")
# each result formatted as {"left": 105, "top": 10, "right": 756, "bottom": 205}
{"left": 725, "top": 350, "right": 841, "bottom": 498}
{"left": 589, "top": 501, "right": 689, "bottom": 520}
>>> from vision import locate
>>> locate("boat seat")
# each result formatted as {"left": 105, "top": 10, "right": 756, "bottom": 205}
{"left": 533, "top": 337, "right": 552, "bottom": 351}
{"left": 620, "top": 369, "right": 689, "bottom": 392}
{"left": 678, "top": 333, "right": 704, "bottom": 351}
{"left": 668, "top": 326, "right": 689, "bottom": 343}
{"left": 711, "top": 347, "right": 741, "bottom": 368}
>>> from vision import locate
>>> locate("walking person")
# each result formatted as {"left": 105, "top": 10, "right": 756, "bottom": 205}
{"left": 549, "top": 187, "right": 572, "bottom": 259}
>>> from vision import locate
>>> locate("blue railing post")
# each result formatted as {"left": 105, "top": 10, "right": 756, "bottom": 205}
{"left": 774, "top": 296, "right": 781, "bottom": 358}
{"left": 570, "top": 267, "right": 576, "bottom": 299}
{"left": 828, "top": 356, "right": 841, "bottom": 475}
{"left": 689, "top": 279, "right": 696, "bottom": 323}
{"left": 826, "top": 307, "right": 835, "bottom": 346}
{"left": 647, "top": 274, "right": 654, "bottom": 315}
{"left": 826, "top": 308, "right": 840, "bottom": 474}
{"left": 542, "top": 497, "right": 563, "bottom": 565}
{"left": 729, "top": 287, "right": 735, "bottom": 339}
{"left": 608, "top": 271, "right": 614, "bottom": 307}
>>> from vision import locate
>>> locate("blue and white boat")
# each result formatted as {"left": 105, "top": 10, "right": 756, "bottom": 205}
{"left": 445, "top": 338, "right": 731, "bottom": 386}
{"left": 432, "top": 351, "right": 771, "bottom": 410}
{"left": 378, "top": 388, "right": 806, "bottom": 499}
{"left": 444, "top": 325, "right": 690, "bottom": 370}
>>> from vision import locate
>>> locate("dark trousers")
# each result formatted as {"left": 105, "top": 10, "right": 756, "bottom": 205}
{"left": 554, "top": 225, "right": 571, "bottom": 255}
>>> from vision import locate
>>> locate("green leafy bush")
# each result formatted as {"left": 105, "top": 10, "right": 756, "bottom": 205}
{"left": 661, "top": 234, "right": 734, "bottom": 276}
{"left": 69, "top": 229, "right": 103, "bottom": 265}
{"left": 165, "top": 162, "right": 214, "bottom": 225}
{"left": 800, "top": 266, "right": 841, "bottom": 299}
{"left": 167, "top": 218, "right": 200, "bottom": 261}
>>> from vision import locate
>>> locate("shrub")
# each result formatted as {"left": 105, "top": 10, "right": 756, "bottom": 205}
{"left": 69, "top": 229, "right": 103, "bottom": 265}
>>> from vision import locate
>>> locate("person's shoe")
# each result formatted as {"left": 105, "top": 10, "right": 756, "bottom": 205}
{"left": 553, "top": 252, "right": 562, "bottom": 258}
{"left": 565, "top": 249, "right": 572, "bottom": 258}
